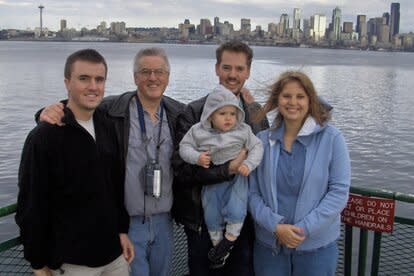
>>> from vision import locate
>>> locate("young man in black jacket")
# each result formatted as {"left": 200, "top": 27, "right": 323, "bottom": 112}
{"left": 37, "top": 48, "right": 185, "bottom": 276}
{"left": 172, "top": 41, "right": 269, "bottom": 275}
{"left": 16, "top": 49, "right": 134, "bottom": 276}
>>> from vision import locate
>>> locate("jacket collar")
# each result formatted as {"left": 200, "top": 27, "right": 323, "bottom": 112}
{"left": 269, "top": 116, "right": 324, "bottom": 147}
{"left": 107, "top": 91, "right": 137, "bottom": 118}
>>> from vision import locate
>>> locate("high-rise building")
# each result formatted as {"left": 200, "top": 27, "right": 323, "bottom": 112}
{"left": 179, "top": 19, "right": 196, "bottom": 38}
{"left": 378, "top": 23, "right": 390, "bottom": 43}
{"left": 254, "top": 25, "right": 264, "bottom": 37}
{"left": 240, "top": 18, "right": 251, "bottom": 35}
{"left": 390, "top": 2, "right": 400, "bottom": 37}
{"left": 331, "top": 7, "right": 341, "bottom": 40}
{"left": 213, "top": 18, "right": 234, "bottom": 37}
{"left": 110, "top": 22, "right": 126, "bottom": 35}
{"left": 293, "top": 8, "right": 301, "bottom": 30}
{"left": 356, "top": 15, "right": 367, "bottom": 39}
{"left": 303, "top": 19, "right": 311, "bottom": 39}
{"left": 279, "top": 14, "right": 289, "bottom": 36}
{"left": 60, "top": 19, "right": 67, "bottom": 32}
{"left": 214, "top": 17, "right": 220, "bottom": 35}
{"left": 367, "top": 18, "right": 377, "bottom": 37}
{"left": 221, "top": 21, "right": 234, "bottom": 36}
{"left": 367, "top": 16, "right": 390, "bottom": 42}
{"left": 382, "top": 12, "right": 390, "bottom": 25}
{"left": 268, "top": 23, "right": 277, "bottom": 35}
{"left": 343, "top": 22, "right": 353, "bottom": 33}
{"left": 310, "top": 14, "right": 327, "bottom": 41}
{"left": 198, "top": 19, "right": 212, "bottom": 35}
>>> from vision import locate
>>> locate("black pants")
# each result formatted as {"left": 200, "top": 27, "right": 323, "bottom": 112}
{"left": 184, "top": 215, "right": 255, "bottom": 276}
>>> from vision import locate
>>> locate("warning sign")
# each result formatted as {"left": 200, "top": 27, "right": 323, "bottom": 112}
{"left": 341, "top": 194, "right": 396, "bottom": 233}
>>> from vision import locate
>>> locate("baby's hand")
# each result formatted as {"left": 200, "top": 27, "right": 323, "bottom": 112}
{"left": 238, "top": 164, "right": 250, "bottom": 176}
{"left": 197, "top": 151, "right": 211, "bottom": 168}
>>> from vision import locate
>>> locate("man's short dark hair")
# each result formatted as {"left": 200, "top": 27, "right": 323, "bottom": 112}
{"left": 64, "top": 49, "right": 108, "bottom": 79}
{"left": 216, "top": 41, "right": 253, "bottom": 68}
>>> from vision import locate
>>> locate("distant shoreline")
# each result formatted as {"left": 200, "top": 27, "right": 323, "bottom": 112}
{"left": 2, "top": 38, "right": 413, "bottom": 53}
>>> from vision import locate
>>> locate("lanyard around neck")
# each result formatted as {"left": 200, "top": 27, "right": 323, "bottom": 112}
{"left": 135, "top": 95, "right": 164, "bottom": 162}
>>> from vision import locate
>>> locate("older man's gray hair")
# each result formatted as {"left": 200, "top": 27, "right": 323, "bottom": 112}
{"left": 133, "top": 47, "right": 170, "bottom": 74}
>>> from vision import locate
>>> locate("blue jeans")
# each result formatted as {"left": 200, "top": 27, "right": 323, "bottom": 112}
{"left": 253, "top": 241, "right": 338, "bottom": 276}
{"left": 129, "top": 213, "right": 173, "bottom": 276}
{"left": 201, "top": 175, "right": 248, "bottom": 238}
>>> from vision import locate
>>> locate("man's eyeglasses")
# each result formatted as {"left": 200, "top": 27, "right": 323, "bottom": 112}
{"left": 138, "top": 68, "right": 169, "bottom": 78}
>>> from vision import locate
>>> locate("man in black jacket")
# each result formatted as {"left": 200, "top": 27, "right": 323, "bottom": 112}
{"left": 172, "top": 41, "right": 269, "bottom": 275}
{"left": 16, "top": 49, "right": 134, "bottom": 275}
{"left": 38, "top": 48, "right": 185, "bottom": 276}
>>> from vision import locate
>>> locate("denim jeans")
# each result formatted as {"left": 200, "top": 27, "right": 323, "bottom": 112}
{"left": 253, "top": 241, "right": 338, "bottom": 276}
{"left": 201, "top": 175, "right": 248, "bottom": 239}
{"left": 184, "top": 215, "right": 255, "bottom": 276}
{"left": 129, "top": 213, "right": 173, "bottom": 276}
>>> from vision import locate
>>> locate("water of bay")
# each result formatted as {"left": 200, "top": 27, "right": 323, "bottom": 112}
{"left": 0, "top": 41, "right": 413, "bottom": 241}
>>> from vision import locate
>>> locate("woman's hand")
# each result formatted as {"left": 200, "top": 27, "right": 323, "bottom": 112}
{"left": 275, "top": 224, "right": 306, "bottom": 248}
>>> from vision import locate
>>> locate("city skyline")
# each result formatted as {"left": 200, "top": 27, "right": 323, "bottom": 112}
{"left": 1, "top": 0, "right": 414, "bottom": 33}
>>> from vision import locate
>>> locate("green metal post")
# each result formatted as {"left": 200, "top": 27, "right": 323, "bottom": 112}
{"left": 0, "top": 203, "right": 17, "bottom": 218}
{"left": 344, "top": 224, "right": 353, "bottom": 276}
{"left": 358, "top": 229, "right": 368, "bottom": 276}
{"left": 371, "top": 231, "right": 382, "bottom": 276}
{"left": 0, "top": 237, "right": 20, "bottom": 252}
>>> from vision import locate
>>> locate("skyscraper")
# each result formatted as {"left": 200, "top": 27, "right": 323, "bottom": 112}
{"left": 198, "top": 19, "right": 212, "bottom": 35}
{"left": 331, "top": 7, "right": 341, "bottom": 40}
{"left": 382, "top": 12, "right": 390, "bottom": 26}
{"left": 240, "top": 18, "right": 251, "bottom": 35}
{"left": 310, "top": 14, "right": 327, "bottom": 41}
{"left": 356, "top": 15, "right": 367, "bottom": 38}
{"left": 179, "top": 19, "right": 196, "bottom": 38}
{"left": 343, "top": 22, "right": 353, "bottom": 34}
{"left": 110, "top": 22, "right": 126, "bottom": 35}
{"left": 279, "top": 14, "right": 289, "bottom": 36}
{"left": 60, "top": 19, "right": 67, "bottom": 32}
{"left": 390, "top": 3, "right": 400, "bottom": 37}
{"left": 214, "top": 17, "right": 220, "bottom": 35}
{"left": 303, "top": 19, "right": 311, "bottom": 39}
{"left": 293, "top": 8, "right": 301, "bottom": 30}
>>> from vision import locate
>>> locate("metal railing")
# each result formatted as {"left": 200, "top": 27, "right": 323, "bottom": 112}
{"left": 1, "top": 186, "right": 413, "bottom": 275}
{"left": 341, "top": 187, "right": 414, "bottom": 276}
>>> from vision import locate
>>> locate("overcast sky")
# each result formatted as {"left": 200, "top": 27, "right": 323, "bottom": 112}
{"left": 1, "top": 0, "right": 413, "bottom": 33}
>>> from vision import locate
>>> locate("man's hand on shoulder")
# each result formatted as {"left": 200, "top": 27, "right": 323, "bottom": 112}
{"left": 40, "top": 103, "right": 65, "bottom": 126}
{"left": 241, "top": 88, "right": 255, "bottom": 105}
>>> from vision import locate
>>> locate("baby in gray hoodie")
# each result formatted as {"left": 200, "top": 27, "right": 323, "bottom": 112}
{"left": 179, "top": 85, "right": 263, "bottom": 268}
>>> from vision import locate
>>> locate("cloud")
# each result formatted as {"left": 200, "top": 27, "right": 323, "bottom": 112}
{"left": 0, "top": 1, "right": 32, "bottom": 6}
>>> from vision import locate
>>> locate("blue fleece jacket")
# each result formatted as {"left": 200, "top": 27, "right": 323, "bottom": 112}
{"left": 248, "top": 117, "right": 351, "bottom": 251}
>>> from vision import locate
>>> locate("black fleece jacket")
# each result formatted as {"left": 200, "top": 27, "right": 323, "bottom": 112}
{"left": 16, "top": 108, "right": 128, "bottom": 270}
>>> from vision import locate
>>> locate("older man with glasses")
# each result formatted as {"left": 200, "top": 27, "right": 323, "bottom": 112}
{"left": 38, "top": 48, "right": 185, "bottom": 276}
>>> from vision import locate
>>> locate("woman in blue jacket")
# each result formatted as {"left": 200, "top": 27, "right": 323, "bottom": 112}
{"left": 248, "top": 71, "right": 351, "bottom": 276}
